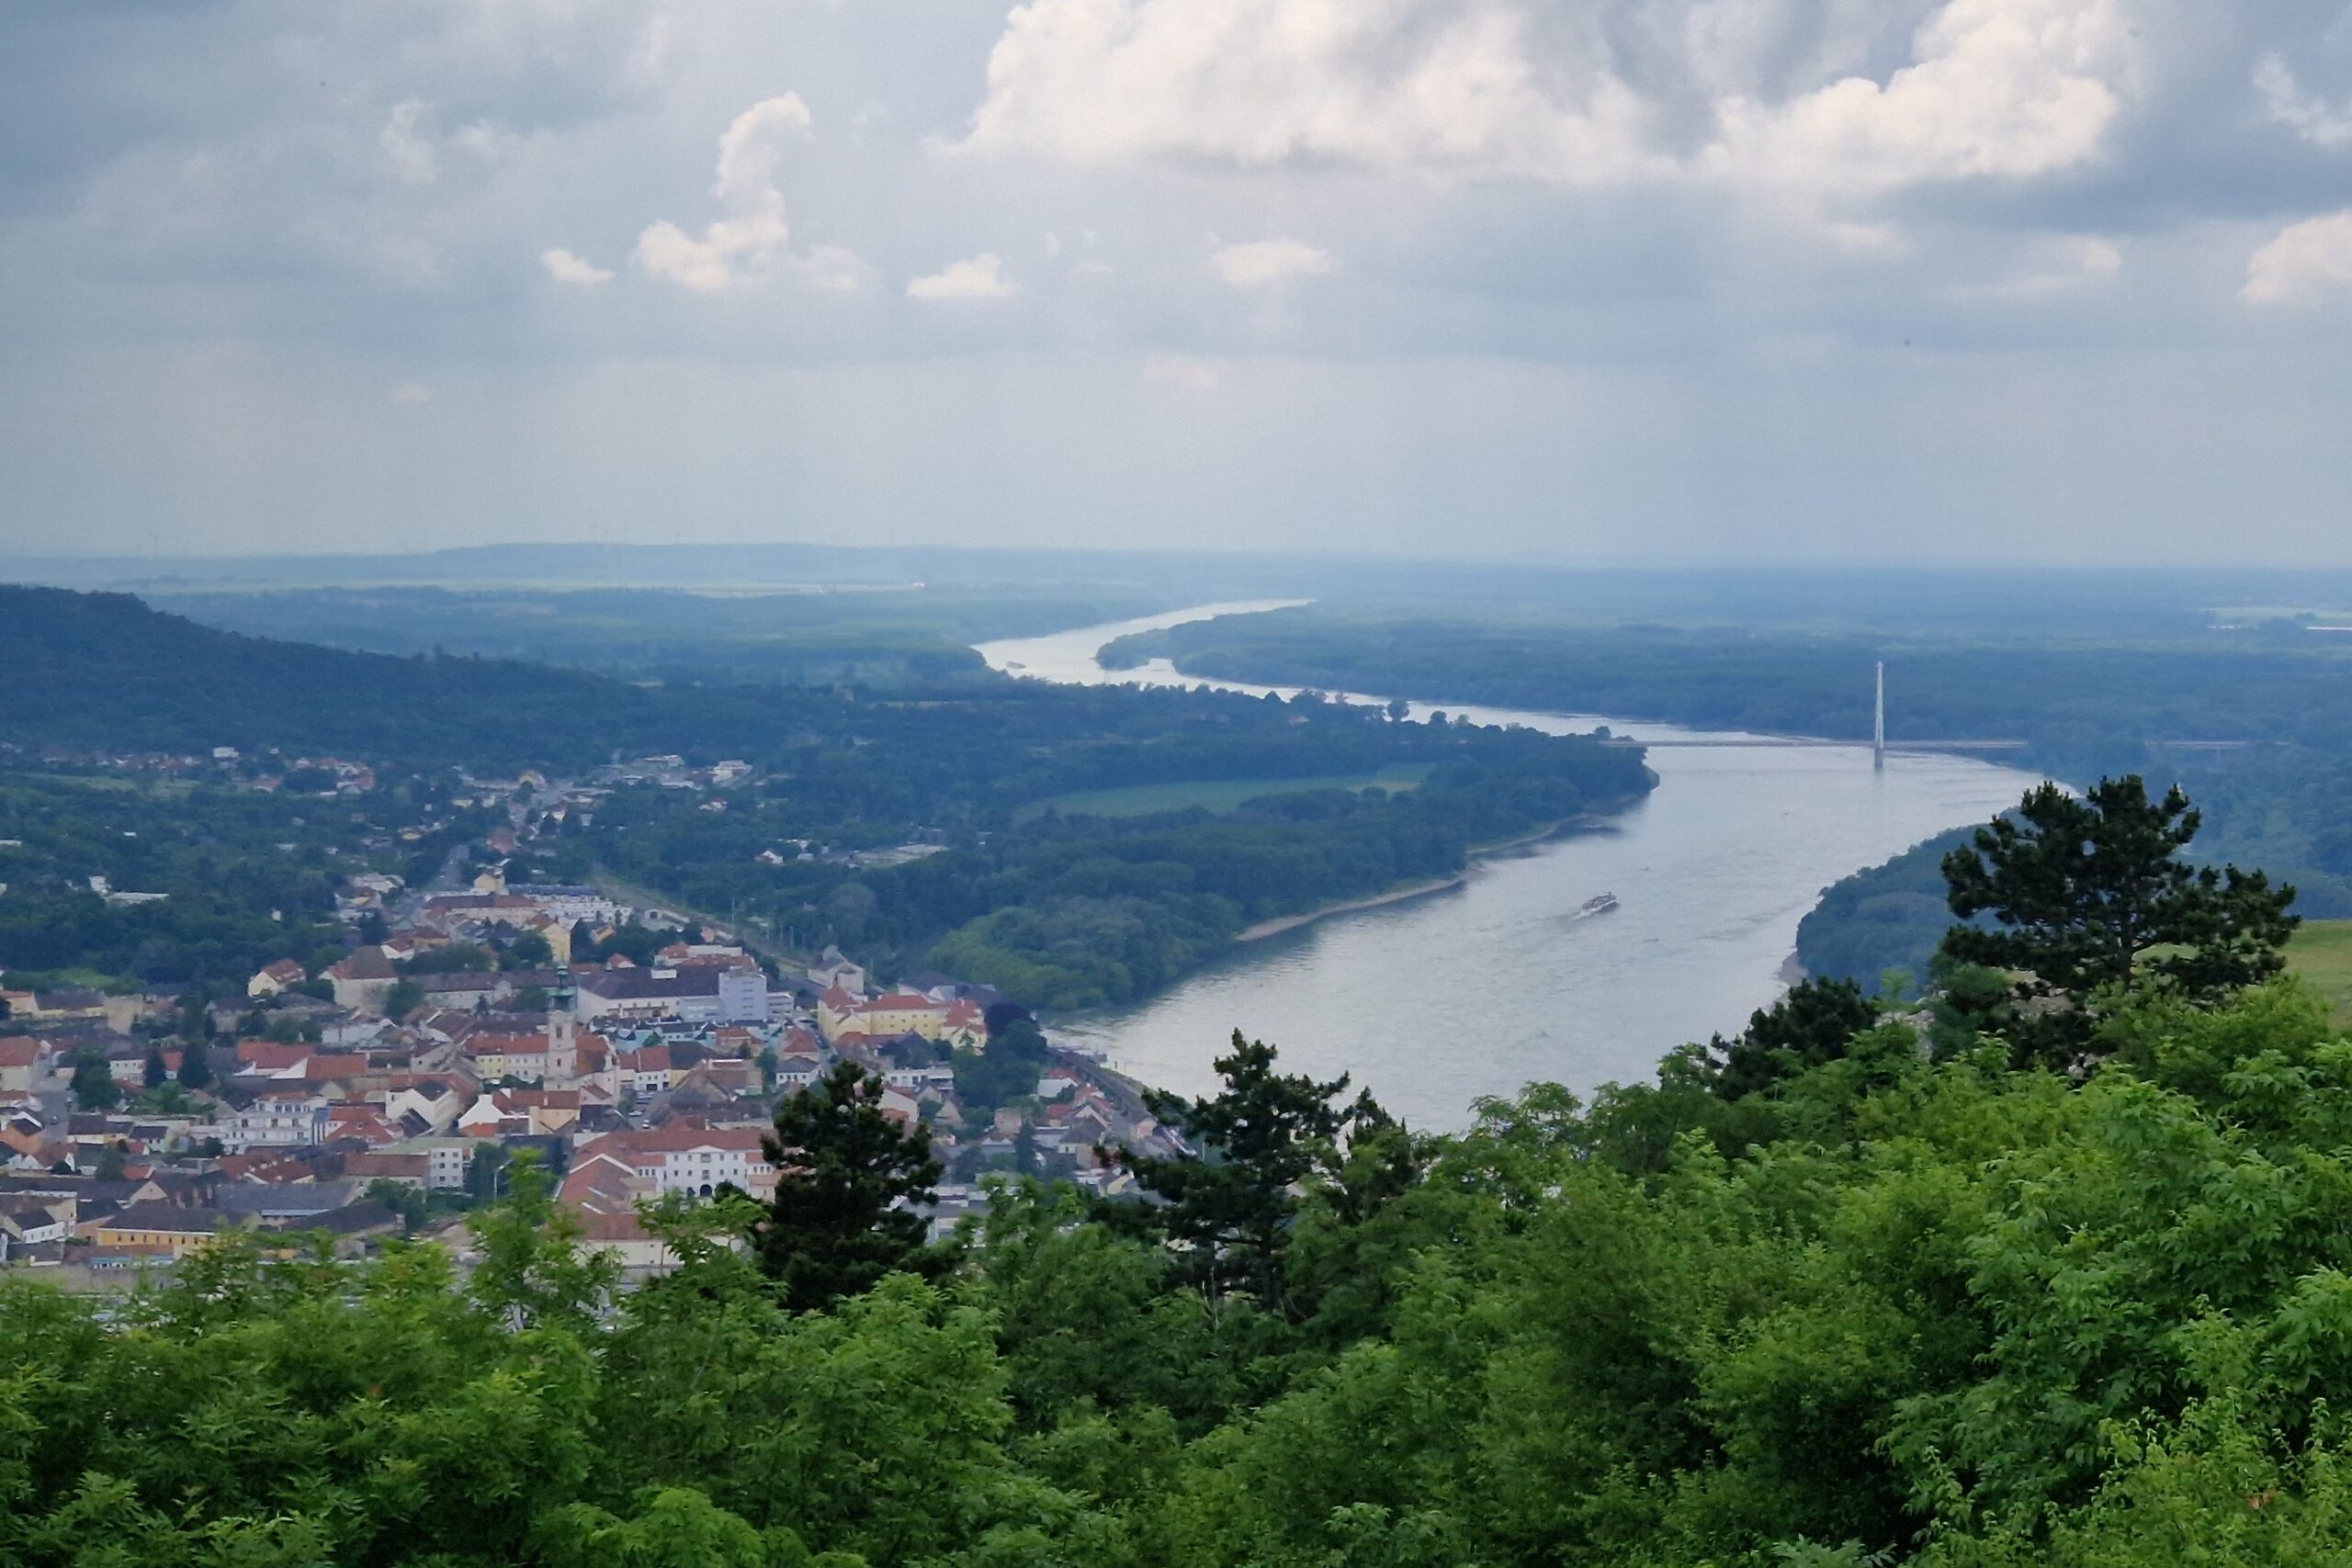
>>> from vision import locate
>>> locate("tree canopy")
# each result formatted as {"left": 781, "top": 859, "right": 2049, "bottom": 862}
{"left": 1939, "top": 774, "right": 2298, "bottom": 1059}
{"left": 752, "top": 1062, "right": 944, "bottom": 1313}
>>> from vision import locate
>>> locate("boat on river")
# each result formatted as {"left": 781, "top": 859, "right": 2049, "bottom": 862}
{"left": 1579, "top": 893, "right": 1620, "bottom": 916}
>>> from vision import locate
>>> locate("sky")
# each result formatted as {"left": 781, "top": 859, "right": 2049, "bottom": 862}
{"left": 5, "top": 0, "right": 2352, "bottom": 566}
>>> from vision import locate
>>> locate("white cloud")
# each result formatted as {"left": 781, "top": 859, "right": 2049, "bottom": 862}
{"left": 1143, "top": 353, "right": 1222, "bottom": 391}
{"left": 1710, "top": 0, "right": 2130, "bottom": 191}
{"left": 379, "top": 98, "right": 516, "bottom": 186}
{"left": 390, "top": 382, "right": 432, "bottom": 404}
{"left": 1824, "top": 220, "right": 1909, "bottom": 258}
{"left": 785, "top": 244, "right": 878, "bottom": 294}
{"left": 1212, "top": 239, "right": 1336, "bottom": 288}
{"left": 380, "top": 99, "right": 440, "bottom": 185}
{"left": 2255, "top": 54, "right": 2352, "bottom": 150}
{"left": 956, "top": 0, "right": 2132, "bottom": 195}
{"left": 1952, "top": 232, "right": 2122, "bottom": 299}
{"left": 634, "top": 94, "right": 863, "bottom": 295}
{"left": 907, "top": 253, "right": 1019, "bottom": 300}
{"left": 540, "top": 248, "right": 614, "bottom": 285}
{"left": 2245, "top": 210, "right": 2352, "bottom": 306}
{"left": 958, "top": 0, "right": 1667, "bottom": 182}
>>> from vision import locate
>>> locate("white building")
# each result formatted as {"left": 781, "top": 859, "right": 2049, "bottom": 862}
{"left": 219, "top": 1093, "right": 330, "bottom": 1154}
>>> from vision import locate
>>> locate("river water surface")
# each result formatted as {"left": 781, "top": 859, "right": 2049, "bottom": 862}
{"left": 977, "top": 604, "right": 2042, "bottom": 1130}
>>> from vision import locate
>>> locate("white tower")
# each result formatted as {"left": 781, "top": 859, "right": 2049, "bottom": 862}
{"left": 1873, "top": 661, "right": 1885, "bottom": 772}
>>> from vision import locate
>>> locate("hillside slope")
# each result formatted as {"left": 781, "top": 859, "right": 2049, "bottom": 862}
{"left": 0, "top": 584, "right": 797, "bottom": 770}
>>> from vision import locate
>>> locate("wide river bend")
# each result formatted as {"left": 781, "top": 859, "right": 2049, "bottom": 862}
{"left": 978, "top": 604, "right": 2041, "bottom": 1131}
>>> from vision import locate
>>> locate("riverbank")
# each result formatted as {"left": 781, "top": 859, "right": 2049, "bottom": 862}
{"left": 1237, "top": 874, "right": 1468, "bottom": 942}
{"left": 1232, "top": 806, "right": 1633, "bottom": 943}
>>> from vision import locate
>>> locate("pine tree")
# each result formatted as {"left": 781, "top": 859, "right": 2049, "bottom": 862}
{"left": 751, "top": 1062, "right": 942, "bottom": 1313}
{"left": 1939, "top": 774, "right": 2298, "bottom": 1062}
{"left": 1109, "top": 1030, "right": 1351, "bottom": 1314}
{"left": 1706, "top": 977, "right": 1880, "bottom": 1100}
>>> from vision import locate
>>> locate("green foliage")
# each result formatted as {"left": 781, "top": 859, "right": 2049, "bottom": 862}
{"left": 1940, "top": 775, "right": 2299, "bottom": 1062}
{"left": 752, "top": 1063, "right": 944, "bottom": 1313}
{"left": 67, "top": 1050, "right": 119, "bottom": 1111}
{"left": 21, "top": 989, "right": 2352, "bottom": 1562}
{"left": 1109, "top": 1032, "right": 1367, "bottom": 1317}
{"left": 381, "top": 979, "right": 425, "bottom": 1021}
{"left": 954, "top": 1010, "right": 1052, "bottom": 1119}
{"left": 1707, "top": 977, "right": 1883, "bottom": 1100}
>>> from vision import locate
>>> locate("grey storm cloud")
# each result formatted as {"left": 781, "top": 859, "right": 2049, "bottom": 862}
{"left": 6, "top": 0, "right": 2352, "bottom": 564}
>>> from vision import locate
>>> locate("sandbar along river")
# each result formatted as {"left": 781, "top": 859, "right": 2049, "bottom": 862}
{"left": 977, "top": 604, "right": 2043, "bottom": 1131}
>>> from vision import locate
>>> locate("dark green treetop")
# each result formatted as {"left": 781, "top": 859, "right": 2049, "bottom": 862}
{"left": 1110, "top": 1030, "right": 1368, "bottom": 1315}
{"left": 1705, "top": 976, "right": 1881, "bottom": 1101}
{"left": 751, "top": 1061, "right": 943, "bottom": 1313}
{"left": 1939, "top": 774, "right": 2298, "bottom": 1060}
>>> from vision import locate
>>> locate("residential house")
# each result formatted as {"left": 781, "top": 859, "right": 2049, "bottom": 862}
{"left": 375, "top": 1136, "right": 472, "bottom": 1190}
{"left": 458, "top": 1089, "right": 582, "bottom": 1139}
{"left": 942, "top": 998, "right": 987, "bottom": 1053}
{"left": 247, "top": 959, "right": 307, "bottom": 999}
{"left": 219, "top": 1092, "right": 330, "bottom": 1154}
{"left": 94, "top": 1203, "right": 233, "bottom": 1259}
{"left": 0, "top": 1037, "right": 45, "bottom": 1096}
{"left": 325, "top": 948, "right": 400, "bottom": 1015}
{"left": 615, "top": 1044, "right": 678, "bottom": 1100}
{"left": 806, "top": 945, "right": 865, "bottom": 995}
{"left": 378, "top": 1075, "right": 472, "bottom": 1138}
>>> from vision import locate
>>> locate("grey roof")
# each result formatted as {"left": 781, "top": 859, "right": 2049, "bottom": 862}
{"left": 217, "top": 1180, "right": 359, "bottom": 1217}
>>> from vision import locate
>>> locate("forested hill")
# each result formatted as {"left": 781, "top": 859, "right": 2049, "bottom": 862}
{"left": 0, "top": 584, "right": 764, "bottom": 771}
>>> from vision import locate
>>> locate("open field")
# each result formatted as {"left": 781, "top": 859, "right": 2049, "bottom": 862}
{"left": 17, "top": 773, "right": 196, "bottom": 796}
{"left": 1016, "top": 763, "right": 1432, "bottom": 823}
{"left": 2289, "top": 919, "right": 2352, "bottom": 1022}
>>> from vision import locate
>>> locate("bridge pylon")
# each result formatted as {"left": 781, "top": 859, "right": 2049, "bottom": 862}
{"left": 1873, "top": 661, "right": 1885, "bottom": 773}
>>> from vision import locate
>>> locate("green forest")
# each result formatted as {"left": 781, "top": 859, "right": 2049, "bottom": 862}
{"left": 9, "top": 782, "right": 2352, "bottom": 1565}
{"left": 567, "top": 716, "right": 1638, "bottom": 1009}
{"left": 149, "top": 583, "right": 1177, "bottom": 692}
{"left": 1103, "top": 604, "right": 2352, "bottom": 774}
{"left": 0, "top": 588, "right": 1649, "bottom": 1011}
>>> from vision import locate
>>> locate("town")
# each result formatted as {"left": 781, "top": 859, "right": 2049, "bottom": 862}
{"left": 0, "top": 747, "right": 1182, "bottom": 1280}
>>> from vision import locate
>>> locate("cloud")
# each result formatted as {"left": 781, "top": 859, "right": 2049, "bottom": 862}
{"left": 1212, "top": 239, "right": 1336, "bottom": 288}
{"left": 2245, "top": 210, "right": 2352, "bottom": 306}
{"left": 1142, "top": 353, "right": 1222, "bottom": 390}
{"left": 390, "top": 382, "right": 432, "bottom": 405}
{"left": 1951, "top": 232, "right": 2122, "bottom": 300}
{"left": 1824, "top": 220, "right": 1910, "bottom": 258}
{"left": 1711, "top": 0, "right": 2130, "bottom": 192}
{"left": 907, "top": 253, "right": 1018, "bottom": 300}
{"left": 957, "top": 0, "right": 1666, "bottom": 182}
{"left": 786, "top": 244, "right": 878, "bottom": 294}
{"left": 380, "top": 100, "right": 441, "bottom": 186}
{"left": 634, "top": 94, "right": 863, "bottom": 295}
{"left": 541, "top": 248, "right": 614, "bottom": 285}
{"left": 956, "top": 0, "right": 2133, "bottom": 195}
{"left": 2255, "top": 54, "right": 2352, "bottom": 150}
{"left": 379, "top": 98, "right": 518, "bottom": 186}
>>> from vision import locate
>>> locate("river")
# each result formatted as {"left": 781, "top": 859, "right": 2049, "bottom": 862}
{"left": 976, "top": 604, "right": 2043, "bottom": 1131}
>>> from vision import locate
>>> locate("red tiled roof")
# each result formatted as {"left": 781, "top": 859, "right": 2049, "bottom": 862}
{"left": 865, "top": 992, "right": 943, "bottom": 1011}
